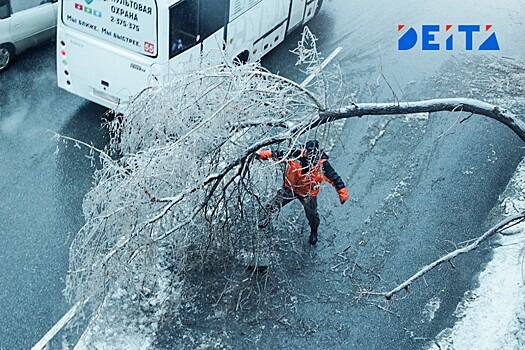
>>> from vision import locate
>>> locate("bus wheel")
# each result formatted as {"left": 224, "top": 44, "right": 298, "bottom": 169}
{"left": 234, "top": 50, "right": 250, "bottom": 65}
{"left": 0, "top": 44, "right": 14, "bottom": 73}
{"left": 314, "top": 0, "right": 324, "bottom": 16}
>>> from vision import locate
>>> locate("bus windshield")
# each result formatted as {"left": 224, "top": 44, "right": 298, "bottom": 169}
{"left": 61, "top": 0, "right": 158, "bottom": 57}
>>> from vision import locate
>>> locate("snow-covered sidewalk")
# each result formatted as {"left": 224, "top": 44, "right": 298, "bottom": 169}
{"left": 429, "top": 160, "right": 525, "bottom": 350}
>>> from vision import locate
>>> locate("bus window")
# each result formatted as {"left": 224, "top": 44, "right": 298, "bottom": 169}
{"left": 199, "top": 0, "right": 227, "bottom": 40}
{"left": 169, "top": 0, "right": 199, "bottom": 58}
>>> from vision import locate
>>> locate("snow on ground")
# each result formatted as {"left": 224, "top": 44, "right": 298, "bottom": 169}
{"left": 72, "top": 267, "right": 177, "bottom": 350}
{"left": 71, "top": 160, "right": 525, "bottom": 350}
{"left": 73, "top": 288, "right": 156, "bottom": 350}
{"left": 427, "top": 159, "right": 525, "bottom": 350}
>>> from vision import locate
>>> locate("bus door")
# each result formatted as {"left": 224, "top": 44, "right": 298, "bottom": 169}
{"left": 168, "top": 0, "right": 201, "bottom": 70}
{"left": 169, "top": 0, "right": 228, "bottom": 69}
{"left": 199, "top": 0, "right": 227, "bottom": 61}
{"left": 226, "top": 0, "right": 288, "bottom": 62}
{"left": 288, "top": 0, "right": 306, "bottom": 33}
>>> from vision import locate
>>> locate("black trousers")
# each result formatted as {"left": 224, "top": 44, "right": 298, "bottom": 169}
{"left": 260, "top": 187, "right": 320, "bottom": 233}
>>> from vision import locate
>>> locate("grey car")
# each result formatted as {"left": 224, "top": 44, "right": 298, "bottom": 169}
{"left": 0, "top": 0, "right": 58, "bottom": 72}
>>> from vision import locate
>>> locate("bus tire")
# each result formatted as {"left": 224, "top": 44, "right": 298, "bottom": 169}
{"left": 314, "top": 0, "right": 323, "bottom": 16}
{"left": 0, "top": 44, "right": 15, "bottom": 73}
{"left": 234, "top": 50, "right": 250, "bottom": 65}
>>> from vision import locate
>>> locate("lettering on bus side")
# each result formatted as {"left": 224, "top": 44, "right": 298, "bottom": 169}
{"left": 110, "top": 0, "right": 152, "bottom": 15}
{"left": 113, "top": 32, "right": 140, "bottom": 47}
{"left": 111, "top": 5, "right": 139, "bottom": 21}
{"left": 62, "top": 0, "right": 157, "bottom": 56}
{"left": 79, "top": 20, "right": 98, "bottom": 32}
{"left": 130, "top": 63, "right": 145, "bottom": 72}
{"left": 66, "top": 15, "right": 77, "bottom": 24}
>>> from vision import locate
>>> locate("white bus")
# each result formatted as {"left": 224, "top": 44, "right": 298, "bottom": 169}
{"left": 57, "top": 0, "right": 323, "bottom": 109}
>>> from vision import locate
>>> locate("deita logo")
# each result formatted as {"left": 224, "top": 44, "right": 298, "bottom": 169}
{"left": 398, "top": 24, "right": 500, "bottom": 51}
{"left": 85, "top": 0, "right": 94, "bottom": 4}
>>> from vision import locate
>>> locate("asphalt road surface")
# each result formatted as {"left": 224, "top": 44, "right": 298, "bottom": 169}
{"left": 0, "top": 44, "right": 107, "bottom": 349}
{"left": 158, "top": 0, "right": 525, "bottom": 348}
{"left": 1, "top": 0, "right": 524, "bottom": 349}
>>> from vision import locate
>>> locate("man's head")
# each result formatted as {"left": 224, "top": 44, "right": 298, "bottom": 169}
{"left": 304, "top": 140, "right": 321, "bottom": 164}
{"left": 305, "top": 140, "right": 319, "bottom": 152}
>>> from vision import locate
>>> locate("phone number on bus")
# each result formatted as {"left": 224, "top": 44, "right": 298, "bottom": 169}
{"left": 110, "top": 16, "right": 140, "bottom": 32}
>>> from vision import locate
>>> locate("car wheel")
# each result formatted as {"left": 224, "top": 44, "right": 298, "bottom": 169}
{"left": 0, "top": 45, "right": 14, "bottom": 73}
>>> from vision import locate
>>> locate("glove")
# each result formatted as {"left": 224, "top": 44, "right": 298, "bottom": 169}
{"left": 337, "top": 188, "right": 349, "bottom": 205}
{"left": 257, "top": 150, "right": 272, "bottom": 160}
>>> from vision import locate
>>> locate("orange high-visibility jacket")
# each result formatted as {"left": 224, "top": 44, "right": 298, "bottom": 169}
{"left": 262, "top": 148, "right": 346, "bottom": 197}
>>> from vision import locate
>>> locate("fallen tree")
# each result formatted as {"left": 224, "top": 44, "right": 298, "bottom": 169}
{"left": 56, "top": 27, "right": 525, "bottom": 345}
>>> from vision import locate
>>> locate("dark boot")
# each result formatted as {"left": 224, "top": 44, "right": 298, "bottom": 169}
{"left": 309, "top": 228, "right": 318, "bottom": 245}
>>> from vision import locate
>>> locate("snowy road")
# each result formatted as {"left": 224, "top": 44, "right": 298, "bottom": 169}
{"left": 264, "top": 0, "right": 525, "bottom": 348}
{"left": 0, "top": 44, "right": 107, "bottom": 349}
{"left": 1, "top": 0, "right": 524, "bottom": 349}
{"left": 158, "top": 0, "right": 525, "bottom": 348}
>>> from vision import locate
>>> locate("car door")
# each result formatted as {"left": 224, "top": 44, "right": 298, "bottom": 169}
{"left": 0, "top": 0, "right": 12, "bottom": 44}
{"left": 50, "top": 0, "right": 58, "bottom": 28}
{"left": 9, "top": 0, "right": 55, "bottom": 51}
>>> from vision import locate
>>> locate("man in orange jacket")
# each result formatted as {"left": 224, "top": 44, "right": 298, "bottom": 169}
{"left": 257, "top": 140, "right": 349, "bottom": 245}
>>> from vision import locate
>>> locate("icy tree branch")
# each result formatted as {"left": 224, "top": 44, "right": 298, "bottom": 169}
{"left": 318, "top": 98, "right": 525, "bottom": 142}
{"left": 368, "top": 212, "right": 525, "bottom": 300}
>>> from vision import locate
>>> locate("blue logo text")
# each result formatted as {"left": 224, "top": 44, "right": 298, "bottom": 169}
{"left": 398, "top": 24, "right": 500, "bottom": 51}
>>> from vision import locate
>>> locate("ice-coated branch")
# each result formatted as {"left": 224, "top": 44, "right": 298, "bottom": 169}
{"left": 374, "top": 212, "right": 525, "bottom": 300}
{"left": 318, "top": 98, "right": 525, "bottom": 142}
{"left": 147, "top": 98, "right": 525, "bottom": 243}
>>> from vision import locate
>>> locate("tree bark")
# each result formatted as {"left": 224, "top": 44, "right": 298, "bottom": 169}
{"left": 317, "top": 98, "right": 525, "bottom": 142}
